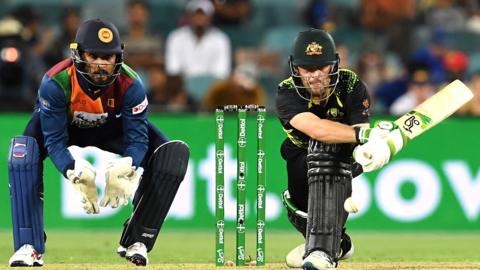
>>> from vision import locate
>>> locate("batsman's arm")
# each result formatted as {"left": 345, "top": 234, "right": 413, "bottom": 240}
{"left": 290, "top": 112, "right": 387, "bottom": 144}
{"left": 355, "top": 80, "right": 474, "bottom": 172}
{"left": 290, "top": 112, "right": 358, "bottom": 143}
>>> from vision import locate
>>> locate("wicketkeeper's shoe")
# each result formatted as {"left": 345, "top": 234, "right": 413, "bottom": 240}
{"left": 117, "top": 245, "right": 126, "bottom": 258}
{"left": 302, "top": 250, "right": 336, "bottom": 270}
{"left": 9, "top": 244, "right": 44, "bottom": 267}
{"left": 125, "top": 242, "right": 149, "bottom": 266}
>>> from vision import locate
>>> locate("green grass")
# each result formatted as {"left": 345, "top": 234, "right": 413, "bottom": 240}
{"left": 1, "top": 230, "right": 480, "bottom": 269}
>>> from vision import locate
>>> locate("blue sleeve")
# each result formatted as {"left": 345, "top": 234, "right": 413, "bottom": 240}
{"left": 122, "top": 78, "right": 149, "bottom": 167}
{"left": 38, "top": 75, "right": 75, "bottom": 175}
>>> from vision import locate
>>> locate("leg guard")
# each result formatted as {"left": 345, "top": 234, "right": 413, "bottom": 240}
{"left": 305, "top": 140, "right": 352, "bottom": 260}
{"left": 8, "top": 136, "right": 45, "bottom": 253}
{"left": 282, "top": 190, "right": 307, "bottom": 238}
{"left": 282, "top": 190, "right": 353, "bottom": 260}
{"left": 120, "top": 140, "right": 189, "bottom": 251}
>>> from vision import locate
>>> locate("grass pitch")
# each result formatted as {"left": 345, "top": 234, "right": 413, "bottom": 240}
{"left": 1, "top": 230, "right": 479, "bottom": 269}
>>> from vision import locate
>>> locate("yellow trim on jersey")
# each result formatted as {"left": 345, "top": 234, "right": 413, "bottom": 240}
{"left": 283, "top": 127, "right": 308, "bottom": 149}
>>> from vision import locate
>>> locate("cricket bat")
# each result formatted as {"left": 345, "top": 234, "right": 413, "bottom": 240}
{"left": 354, "top": 79, "right": 474, "bottom": 169}
{"left": 395, "top": 79, "right": 474, "bottom": 140}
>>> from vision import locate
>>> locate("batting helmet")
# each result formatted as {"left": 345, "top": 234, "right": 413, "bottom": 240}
{"left": 289, "top": 29, "right": 339, "bottom": 99}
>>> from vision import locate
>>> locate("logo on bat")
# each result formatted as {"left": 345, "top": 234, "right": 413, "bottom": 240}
{"left": 402, "top": 111, "right": 432, "bottom": 133}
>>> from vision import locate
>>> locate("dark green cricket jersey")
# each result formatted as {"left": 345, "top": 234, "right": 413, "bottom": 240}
{"left": 275, "top": 69, "right": 371, "bottom": 152}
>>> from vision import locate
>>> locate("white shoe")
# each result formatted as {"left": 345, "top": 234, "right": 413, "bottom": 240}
{"left": 302, "top": 250, "right": 335, "bottom": 270}
{"left": 125, "top": 242, "right": 148, "bottom": 266}
{"left": 9, "top": 244, "right": 44, "bottom": 267}
{"left": 286, "top": 243, "right": 304, "bottom": 268}
{"left": 117, "top": 245, "right": 126, "bottom": 258}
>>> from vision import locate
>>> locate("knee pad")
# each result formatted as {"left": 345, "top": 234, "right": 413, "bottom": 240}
{"left": 8, "top": 136, "right": 45, "bottom": 253}
{"left": 282, "top": 190, "right": 307, "bottom": 238}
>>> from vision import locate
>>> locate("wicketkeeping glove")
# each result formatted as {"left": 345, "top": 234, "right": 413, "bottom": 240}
{"left": 66, "top": 159, "right": 99, "bottom": 214}
{"left": 100, "top": 157, "right": 143, "bottom": 208}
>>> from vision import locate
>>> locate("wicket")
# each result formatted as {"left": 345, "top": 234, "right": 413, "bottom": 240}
{"left": 215, "top": 105, "right": 266, "bottom": 266}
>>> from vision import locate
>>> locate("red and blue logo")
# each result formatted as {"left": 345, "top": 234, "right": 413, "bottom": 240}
{"left": 13, "top": 143, "right": 27, "bottom": 158}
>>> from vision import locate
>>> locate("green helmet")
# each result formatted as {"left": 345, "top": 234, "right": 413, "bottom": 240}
{"left": 290, "top": 28, "right": 338, "bottom": 68}
{"left": 288, "top": 28, "right": 340, "bottom": 100}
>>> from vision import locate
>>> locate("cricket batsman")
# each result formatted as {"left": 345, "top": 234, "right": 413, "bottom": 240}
{"left": 7, "top": 19, "right": 189, "bottom": 267}
{"left": 276, "top": 28, "right": 406, "bottom": 269}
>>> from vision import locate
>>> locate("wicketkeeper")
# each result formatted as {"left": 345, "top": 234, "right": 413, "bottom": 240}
{"left": 276, "top": 28, "right": 406, "bottom": 269}
{"left": 7, "top": 19, "right": 189, "bottom": 267}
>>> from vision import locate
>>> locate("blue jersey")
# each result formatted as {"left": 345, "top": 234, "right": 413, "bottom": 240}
{"left": 37, "top": 58, "right": 148, "bottom": 174}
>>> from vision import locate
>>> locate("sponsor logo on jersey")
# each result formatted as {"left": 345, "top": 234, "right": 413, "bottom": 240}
{"left": 326, "top": 107, "right": 344, "bottom": 119}
{"left": 132, "top": 97, "right": 148, "bottom": 115}
{"left": 72, "top": 111, "right": 108, "bottom": 128}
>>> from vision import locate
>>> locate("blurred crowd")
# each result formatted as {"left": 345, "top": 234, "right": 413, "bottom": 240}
{"left": 0, "top": 0, "right": 479, "bottom": 115}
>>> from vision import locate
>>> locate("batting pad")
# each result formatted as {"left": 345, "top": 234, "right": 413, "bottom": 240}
{"left": 305, "top": 140, "right": 352, "bottom": 260}
{"left": 8, "top": 136, "right": 45, "bottom": 253}
{"left": 120, "top": 140, "right": 190, "bottom": 251}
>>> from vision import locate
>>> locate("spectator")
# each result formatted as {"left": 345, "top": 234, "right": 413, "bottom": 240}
{"left": 11, "top": 4, "right": 50, "bottom": 91}
{"left": 360, "top": 0, "right": 416, "bottom": 64}
{"left": 147, "top": 64, "right": 197, "bottom": 112}
{"left": 410, "top": 28, "right": 449, "bottom": 85}
{"left": 212, "top": 0, "right": 252, "bottom": 25}
{"left": 0, "top": 16, "right": 32, "bottom": 109}
{"left": 424, "top": 0, "right": 467, "bottom": 32}
{"left": 444, "top": 50, "right": 468, "bottom": 81}
{"left": 303, "top": 0, "right": 330, "bottom": 29}
{"left": 390, "top": 67, "right": 435, "bottom": 115}
{"left": 44, "top": 6, "right": 82, "bottom": 67}
{"left": 356, "top": 48, "right": 386, "bottom": 92}
{"left": 11, "top": 4, "right": 53, "bottom": 59}
{"left": 122, "top": 0, "right": 163, "bottom": 70}
{"left": 202, "top": 61, "right": 265, "bottom": 110}
{"left": 165, "top": 0, "right": 231, "bottom": 79}
{"left": 336, "top": 43, "right": 351, "bottom": 68}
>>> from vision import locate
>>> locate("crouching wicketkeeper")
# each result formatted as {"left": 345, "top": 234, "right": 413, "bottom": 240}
{"left": 7, "top": 18, "right": 189, "bottom": 267}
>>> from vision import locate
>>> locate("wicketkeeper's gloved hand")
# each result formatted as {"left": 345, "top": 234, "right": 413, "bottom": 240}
{"left": 66, "top": 159, "right": 100, "bottom": 214}
{"left": 100, "top": 157, "right": 143, "bottom": 208}
{"left": 353, "top": 124, "right": 408, "bottom": 172}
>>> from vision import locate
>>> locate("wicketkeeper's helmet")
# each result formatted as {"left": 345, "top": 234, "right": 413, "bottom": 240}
{"left": 70, "top": 19, "right": 124, "bottom": 87}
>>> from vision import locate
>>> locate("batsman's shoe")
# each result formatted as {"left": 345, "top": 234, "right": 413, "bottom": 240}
{"left": 285, "top": 239, "right": 354, "bottom": 268}
{"left": 302, "top": 250, "right": 335, "bottom": 270}
{"left": 125, "top": 242, "right": 148, "bottom": 266}
{"left": 338, "top": 233, "right": 354, "bottom": 261}
{"left": 286, "top": 243, "right": 304, "bottom": 268}
{"left": 117, "top": 245, "right": 126, "bottom": 258}
{"left": 9, "top": 244, "right": 44, "bottom": 267}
